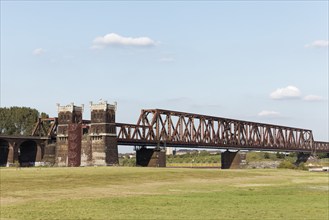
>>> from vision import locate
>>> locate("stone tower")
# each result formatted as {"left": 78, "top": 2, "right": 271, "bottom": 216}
{"left": 56, "top": 103, "right": 83, "bottom": 166}
{"left": 90, "top": 101, "right": 118, "bottom": 166}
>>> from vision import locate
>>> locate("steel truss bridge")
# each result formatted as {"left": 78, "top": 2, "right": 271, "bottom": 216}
{"left": 8, "top": 108, "right": 329, "bottom": 153}
{"left": 116, "top": 109, "right": 329, "bottom": 153}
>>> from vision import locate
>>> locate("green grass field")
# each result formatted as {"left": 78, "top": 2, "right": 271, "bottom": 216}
{"left": 1, "top": 167, "right": 328, "bottom": 220}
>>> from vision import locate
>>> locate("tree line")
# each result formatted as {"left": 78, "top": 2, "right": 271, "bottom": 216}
{"left": 0, "top": 107, "right": 48, "bottom": 136}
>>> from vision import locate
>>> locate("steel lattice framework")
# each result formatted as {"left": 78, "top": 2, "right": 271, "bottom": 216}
{"left": 31, "top": 118, "right": 58, "bottom": 139}
{"left": 117, "top": 109, "right": 329, "bottom": 153}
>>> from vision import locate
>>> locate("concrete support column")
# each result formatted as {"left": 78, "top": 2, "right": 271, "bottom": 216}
{"left": 136, "top": 147, "right": 166, "bottom": 167}
{"left": 221, "top": 150, "right": 246, "bottom": 169}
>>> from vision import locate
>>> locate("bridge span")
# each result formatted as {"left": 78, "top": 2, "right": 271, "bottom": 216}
{"left": 116, "top": 109, "right": 328, "bottom": 153}
{"left": 0, "top": 101, "right": 328, "bottom": 168}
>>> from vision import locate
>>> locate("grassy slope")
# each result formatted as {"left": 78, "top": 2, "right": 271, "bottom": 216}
{"left": 0, "top": 167, "right": 328, "bottom": 220}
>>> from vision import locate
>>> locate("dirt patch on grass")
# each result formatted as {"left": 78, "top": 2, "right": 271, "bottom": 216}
{"left": 307, "top": 185, "right": 329, "bottom": 191}
{"left": 235, "top": 183, "right": 273, "bottom": 187}
{"left": 0, "top": 181, "right": 176, "bottom": 206}
{"left": 0, "top": 196, "right": 22, "bottom": 205}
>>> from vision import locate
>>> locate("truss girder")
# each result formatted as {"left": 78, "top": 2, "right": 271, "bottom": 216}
{"left": 116, "top": 109, "right": 329, "bottom": 153}
{"left": 31, "top": 118, "right": 58, "bottom": 138}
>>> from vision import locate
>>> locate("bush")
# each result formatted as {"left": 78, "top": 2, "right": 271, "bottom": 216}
{"left": 264, "top": 152, "right": 270, "bottom": 159}
{"left": 276, "top": 152, "right": 285, "bottom": 159}
{"left": 317, "top": 153, "right": 329, "bottom": 159}
{"left": 120, "top": 158, "right": 136, "bottom": 167}
{"left": 297, "top": 162, "right": 308, "bottom": 171}
{"left": 278, "top": 160, "right": 296, "bottom": 169}
{"left": 288, "top": 152, "right": 297, "bottom": 158}
{"left": 277, "top": 160, "right": 308, "bottom": 170}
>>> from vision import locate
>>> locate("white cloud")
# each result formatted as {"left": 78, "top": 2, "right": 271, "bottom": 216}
{"left": 304, "top": 40, "right": 329, "bottom": 48}
{"left": 258, "top": 110, "right": 281, "bottom": 117}
{"left": 303, "top": 95, "right": 325, "bottom": 102}
{"left": 91, "top": 33, "right": 156, "bottom": 49}
{"left": 32, "top": 48, "right": 45, "bottom": 56}
{"left": 270, "top": 85, "right": 301, "bottom": 100}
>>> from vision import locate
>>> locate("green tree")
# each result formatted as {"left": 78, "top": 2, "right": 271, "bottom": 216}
{"left": 0, "top": 107, "right": 48, "bottom": 136}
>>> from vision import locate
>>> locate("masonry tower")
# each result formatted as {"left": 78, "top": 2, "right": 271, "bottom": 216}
{"left": 90, "top": 101, "right": 118, "bottom": 165}
{"left": 56, "top": 103, "right": 83, "bottom": 166}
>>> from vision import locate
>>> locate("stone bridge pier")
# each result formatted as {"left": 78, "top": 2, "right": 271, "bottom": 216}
{"left": 221, "top": 150, "right": 247, "bottom": 169}
{"left": 136, "top": 147, "right": 166, "bottom": 167}
{"left": 295, "top": 152, "right": 319, "bottom": 165}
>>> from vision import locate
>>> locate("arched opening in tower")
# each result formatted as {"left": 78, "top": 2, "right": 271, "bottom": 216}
{"left": 0, "top": 139, "right": 9, "bottom": 166}
{"left": 19, "top": 141, "right": 37, "bottom": 167}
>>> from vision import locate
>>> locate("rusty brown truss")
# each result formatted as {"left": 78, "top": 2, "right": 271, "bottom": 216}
{"left": 116, "top": 109, "right": 329, "bottom": 153}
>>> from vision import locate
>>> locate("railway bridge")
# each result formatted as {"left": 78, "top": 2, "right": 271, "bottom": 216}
{"left": 1, "top": 101, "right": 328, "bottom": 168}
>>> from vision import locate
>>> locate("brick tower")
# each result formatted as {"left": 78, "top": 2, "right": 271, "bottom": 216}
{"left": 56, "top": 103, "right": 83, "bottom": 166}
{"left": 90, "top": 101, "right": 118, "bottom": 166}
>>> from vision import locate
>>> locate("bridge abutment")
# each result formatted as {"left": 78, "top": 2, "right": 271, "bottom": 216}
{"left": 221, "top": 150, "right": 247, "bottom": 169}
{"left": 54, "top": 101, "right": 118, "bottom": 167}
{"left": 136, "top": 147, "right": 166, "bottom": 167}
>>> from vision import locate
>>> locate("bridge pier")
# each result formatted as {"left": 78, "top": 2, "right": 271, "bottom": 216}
{"left": 6, "top": 145, "right": 14, "bottom": 167}
{"left": 136, "top": 147, "right": 166, "bottom": 167}
{"left": 34, "top": 145, "right": 43, "bottom": 166}
{"left": 295, "top": 152, "right": 318, "bottom": 166}
{"left": 221, "top": 150, "right": 247, "bottom": 169}
{"left": 7, "top": 146, "right": 15, "bottom": 167}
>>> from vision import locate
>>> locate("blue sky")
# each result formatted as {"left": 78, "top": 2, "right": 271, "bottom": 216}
{"left": 1, "top": 1, "right": 328, "bottom": 145}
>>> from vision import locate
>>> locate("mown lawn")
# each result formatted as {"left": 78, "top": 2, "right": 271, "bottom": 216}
{"left": 0, "top": 167, "right": 328, "bottom": 220}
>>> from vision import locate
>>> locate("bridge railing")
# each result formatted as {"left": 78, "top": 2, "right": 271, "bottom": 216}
{"left": 116, "top": 109, "right": 329, "bottom": 153}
